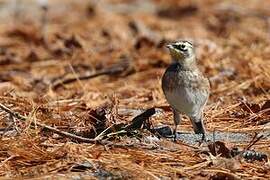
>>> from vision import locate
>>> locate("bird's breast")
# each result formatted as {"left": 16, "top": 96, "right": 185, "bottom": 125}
{"left": 162, "top": 68, "right": 209, "bottom": 116}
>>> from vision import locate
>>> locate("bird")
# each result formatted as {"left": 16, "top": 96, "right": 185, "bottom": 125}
{"left": 161, "top": 40, "right": 210, "bottom": 141}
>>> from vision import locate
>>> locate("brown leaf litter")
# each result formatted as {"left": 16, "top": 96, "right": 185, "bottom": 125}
{"left": 0, "top": 0, "right": 269, "bottom": 179}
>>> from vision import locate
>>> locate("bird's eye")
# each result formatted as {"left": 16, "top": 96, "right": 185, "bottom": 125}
{"left": 173, "top": 44, "right": 187, "bottom": 51}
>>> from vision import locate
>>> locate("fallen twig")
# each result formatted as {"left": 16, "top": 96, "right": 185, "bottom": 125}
{"left": 52, "top": 70, "right": 110, "bottom": 90}
{"left": 52, "top": 57, "right": 131, "bottom": 90}
{"left": 94, "top": 124, "right": 117, "bottom": 141}
{"left": 93, "top": 108, "right": 157, "bottom": 141}
{"left": 125, "top": 108, "right": 156, "bottom": 131}
{"left": 0, "top": 103, "right": 158, "bottom": 146}
{"left": 244, "top": 132, "right": 264, "bottom": 151}
{"left": 0, "top": 103, "right": 97, "bottom": 143}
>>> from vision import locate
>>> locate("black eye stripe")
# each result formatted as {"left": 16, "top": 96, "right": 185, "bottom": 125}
{"left": 173, "top": 44, "right": 187, "bottom": 51}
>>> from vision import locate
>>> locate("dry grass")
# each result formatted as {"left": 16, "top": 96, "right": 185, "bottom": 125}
{"left": 0, "top": 0, "right": 269, "bottom": 179}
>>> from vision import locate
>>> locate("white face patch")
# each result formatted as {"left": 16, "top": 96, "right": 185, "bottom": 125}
{"left": 172, "top": 41, "right": 193, "bottom": 52}
{"left": 167, "top": 41, "right": 195, "bottom": 61}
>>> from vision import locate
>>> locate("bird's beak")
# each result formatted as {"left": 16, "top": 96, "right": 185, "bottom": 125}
{"left": 166, "top": 44, "right": 173, "bottom": 49}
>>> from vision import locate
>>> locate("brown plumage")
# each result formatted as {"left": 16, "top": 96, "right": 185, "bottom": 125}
{"left": 162, "top": 41, "right": 210, "bottom": 141}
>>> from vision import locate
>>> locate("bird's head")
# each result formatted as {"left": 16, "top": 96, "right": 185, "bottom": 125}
{"left": 166, "top": 41, "right": 195, "bottom": 63}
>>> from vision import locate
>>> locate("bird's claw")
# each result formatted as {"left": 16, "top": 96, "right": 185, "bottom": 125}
{"left": 196, "top": 133, "right": 207, "bottom": 145}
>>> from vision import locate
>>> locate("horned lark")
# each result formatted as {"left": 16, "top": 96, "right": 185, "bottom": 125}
{"left": 162, "top": 40, "right": 210, "bottom": 141}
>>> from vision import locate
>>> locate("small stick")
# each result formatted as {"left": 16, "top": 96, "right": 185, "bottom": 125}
{"left": 212, "top": 128, "right": 217, "bottom": 155}
{"left": 94, "top": 124, "right": 116, "bottom": 141}
{"left": 95, "top": 108, "right": 156, "bottom": 140}
{"left": 125, "top": 108, "right": 156, "bottom": 131}
{"left": 52, "top": 59, "right": 129, "bottom": 90}
{"left": 0, "top": 103, "right": 97, "bottom": 143}
{"left": 52, "top": 70, "right": 111, "bottom": 90}
{"left": 244, "top": 133, "right": 264, "bottom": 151}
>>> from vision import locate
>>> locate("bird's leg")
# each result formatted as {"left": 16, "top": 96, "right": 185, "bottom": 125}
{"left": 200, "top": 129, "right": 206, "bottom": 142}
{"left": 173, "top": 109, "right": 181, "bottom": 141}
{"left": 191, "top": 115, "right": 206, "bottom": 143}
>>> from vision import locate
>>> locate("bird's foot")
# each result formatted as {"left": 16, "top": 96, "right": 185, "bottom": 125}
{"left": 196, "top": 133, "right": 207, "bottom": 146}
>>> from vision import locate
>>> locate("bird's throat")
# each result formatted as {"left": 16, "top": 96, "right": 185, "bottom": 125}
{"left": 173, "top": 57, "right": 198, "bottom": 71}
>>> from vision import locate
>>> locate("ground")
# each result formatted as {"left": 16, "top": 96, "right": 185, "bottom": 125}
{"left": 0, "top": 0, "right": 269, "bottom": 179}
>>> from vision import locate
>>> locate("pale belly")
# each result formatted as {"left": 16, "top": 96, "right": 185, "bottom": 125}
{"left": 164, "top": 87, "right": 206, "bottom": 117}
